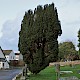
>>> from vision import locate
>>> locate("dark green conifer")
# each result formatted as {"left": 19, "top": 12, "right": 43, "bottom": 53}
{"left": 78, "top": 29, "right": 80, "bottom": 55}
{"left": 18, "top": 3, "right": 62, "bottom": 74}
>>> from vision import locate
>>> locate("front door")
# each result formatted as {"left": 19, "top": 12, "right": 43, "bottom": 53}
{"left": 3, "top": 63, "right": 4, "bottom": 68}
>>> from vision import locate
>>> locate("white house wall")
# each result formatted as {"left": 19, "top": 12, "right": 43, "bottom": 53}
{"left": 15, "top": 55, "right": 19, "bottom": 60}
{"left": 4, "top": 61, "right": 9, "bottom": 68}
{"left": 0, "top": 62, "right": 3, "bottom": 69}
{"left": 0, "top": 61, "right": 9, "bottom": 69}
{"left": 0, "top": 48, "right": 9, "bottom": 69}
{"left": 9, "top": 51, "right": 15, "bottom": 61}
{"left": 19, "top": 54, "right": 23, "bottom": 60}
{"left": 5, "top": 55, "right": 9, "bottom": 62}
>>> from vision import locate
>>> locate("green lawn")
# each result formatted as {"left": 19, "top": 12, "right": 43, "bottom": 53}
{"left": 29, "top": 64, "right": 80, "bottom": 80}
{"left": 16, "top": 64, "right": 80, "bottom": 80}
{"left": 29, "top": 66, "right": 56, "bottom": 80}
{"left": 60, "top": 64, "right": 80, "bottom": 79}
{"left": 16, "top": 74, "right": 22, "bottom": 80}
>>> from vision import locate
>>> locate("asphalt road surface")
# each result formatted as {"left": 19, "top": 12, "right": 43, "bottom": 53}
{"left": 0, "top": 68, "right": 22, "bottom": 80}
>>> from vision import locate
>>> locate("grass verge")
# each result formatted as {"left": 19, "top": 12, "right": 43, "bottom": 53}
{"left": 16, "top": 64, "right": 80, "bottom": 80}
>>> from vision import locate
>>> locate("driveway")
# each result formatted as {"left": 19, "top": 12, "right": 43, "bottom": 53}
{"left": 0, "top": 68, "right": 22, "bottom": 80}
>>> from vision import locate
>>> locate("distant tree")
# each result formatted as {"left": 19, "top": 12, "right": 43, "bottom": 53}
{"left": 78, "top": 29, "right": 80, "bottom": 55}
{"left": 58, "top": 41, "right": 78, "bottom": 61}
{"left": 18, "top": 3, "right": 62, "bottom": 74}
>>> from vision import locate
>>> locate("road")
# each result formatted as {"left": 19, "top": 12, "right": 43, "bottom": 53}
{"left": 0, "top": 68, "right": 22, "bottom": 80}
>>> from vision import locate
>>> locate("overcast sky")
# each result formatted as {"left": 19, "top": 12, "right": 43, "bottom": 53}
{"left": 0, "top": 0, "right": 80, "bottom": 51}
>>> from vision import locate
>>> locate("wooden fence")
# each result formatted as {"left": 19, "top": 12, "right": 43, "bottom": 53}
{"left": 49, "top": 60, "right": 80, "bottom": 66}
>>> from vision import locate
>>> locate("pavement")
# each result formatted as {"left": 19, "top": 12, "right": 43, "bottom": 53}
{"left": 60, "top": 76, "right": 79, "bottom": 80}
{"left": 0, "top": 68, "right": 22, "bottom": 80}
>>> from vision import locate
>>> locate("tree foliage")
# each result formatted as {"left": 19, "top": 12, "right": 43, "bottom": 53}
{"left": 58, "top": 41, "right": 78, "bottom": 61}
{"left": 78, "top": 29, "right": 80, "bottom": 55}
{"left": 18, "top": 3, "right": 62, "bottom": 74}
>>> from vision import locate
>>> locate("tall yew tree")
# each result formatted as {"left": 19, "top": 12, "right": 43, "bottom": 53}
{"left": 78, "top": 29, "right": 80, "bottom": 55}
{"left": 18, "top": 3, "right": 62, "bottom": 74}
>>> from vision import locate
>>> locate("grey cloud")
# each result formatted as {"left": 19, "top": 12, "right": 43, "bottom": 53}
{"left": 0, "top": 14, "right": 23, "bottom": 51}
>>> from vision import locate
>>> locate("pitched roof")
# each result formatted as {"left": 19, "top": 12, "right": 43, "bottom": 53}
{"left": 0, "top": 58, "right": 6, "bottom": 62}
{"left": 0, "top": 46, "right": 6, "bottom": 57}
{"left": 3, "top": 50, "right": 12, "bottom": 55}
{"left": 0, "top": 46, "right": 3, "bottom": 52}
{"left": 15, "top": 53, "right": 20, "bottom": 55}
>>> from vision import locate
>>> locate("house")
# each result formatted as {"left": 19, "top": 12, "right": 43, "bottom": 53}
{"left": 15, "top": 52, "right": 24, "bottom": 66}
{"left": 0, "top": 47, "right": 9, "bottom": 69}
{"left": 15, "top": 52, "right": 23, "bottom": 61}
{"left": 3, "top": 50, "right": 15, "bottom": 62}
{"left": 2, "top": 49, "right": 24, "bottom": 66}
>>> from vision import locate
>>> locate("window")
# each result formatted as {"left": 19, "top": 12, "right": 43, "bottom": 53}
{"left": 13, "top": 56, "right": 14, "bottom": 59}
{"left": 11, "top": 56, "right": 12, "bottom": 59}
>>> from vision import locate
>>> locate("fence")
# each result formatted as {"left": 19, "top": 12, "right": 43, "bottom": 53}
{"left": 49, "top": 60, "right": 80, "bottom": 66}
